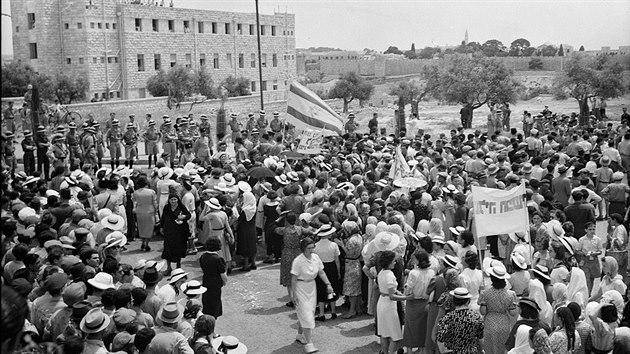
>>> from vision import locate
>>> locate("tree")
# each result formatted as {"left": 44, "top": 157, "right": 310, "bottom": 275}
{"left": 221, "top": 76, "right": 251, "bottom": 97}
{"left": 579, "top": 45, "right": 585, "bottom": 51}
{"left": 509, "top": 38, "right": 531, "bottom": 56}
{"left": 328, "top": 72, "right": 374, "bottom": 113}
{"left": 194, "top": 67, "right": 217, "bottom": 99}
{"left": 481, "top": 39, "right": 507, "bottom": 57}
{"left": 558, "top": 44, "right": 564, "bottom": 57}
{"left": 166, "top": 65, "right": 195, "bottom": 103}
{"left": 539, "top": 45, "right": 558, "bottom": 57}
{"left": 404, "top": 43, "right": 418, "bottom": 59}
{"left": 455, "top": 41, "right": 482, "bottom": 55}
{"left": 438, "top": 55, "right": 521, "bottom": 114}
{"left": 389, "top": 65, "right": 441, "bottom": 118}
{"left": 146, "top": 70, "right": 169, "bottom": 97}
{"left": 1, "top": 62, "right": 54, "bottom": 100}
{"left": 384, "top": 46, "right": 403, "bottom": 55}
{"left": 552, "top": 55, "right": 628, "bottom": 125}
{"left": 418, "top": 46, "right": 441, "bottom": 59}
{"left": 52, "top": 72, "right": 89, "bottom": 104}
{"left": 528, "top": 58, "right": 544, "bottom": 70}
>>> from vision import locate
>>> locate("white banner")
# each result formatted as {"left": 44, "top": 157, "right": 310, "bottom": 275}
{"left": 471, "top": 183, "right": 529, "bottom": 237}
{"left": 296, "top": 129, "right": 324, "bottom": 154}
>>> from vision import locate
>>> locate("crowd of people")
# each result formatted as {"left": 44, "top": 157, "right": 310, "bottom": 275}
{"left": 1, "top": 101, "right": 630, "bottom": 354}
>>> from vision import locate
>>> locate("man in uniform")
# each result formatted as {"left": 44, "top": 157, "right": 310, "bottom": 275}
{"left": 199, "top": 114, "right": 213, "bottom": 152}
{"left": 245, "top": 113, "right": 257, "bottom": 134}
{"left": 66, "top": 122, "right": 81, "bottom": 170}
{"left": 105, "top": 112, "right": 116, "bottom": 135}
{"left": 21, "top": 130, "right": 37, "bottom": 175}
{"left": 257, "top": 110, "right": 268, "bottom": 132}
{"left": 81, "top": 126, "right": 98, "bottom": 171}
{"left": 212, "top": 141, "right": 230, "bottom": 165}
{"left": 228, "top": 113, "right": 242, "bottom": 143}
{"left": 106, "top": 119, "right": 123, "bottom": 169}
{"left": 368, "top": 113, "right": 378, "bottom": 136}
{"left": 143, "top": 120, "right": 161, "bottom": 168}
{"left": 3, "top": 132, "right": 16, "bottom": 174}
{"left": 50, "top": 133, "right": 68, "bottom": 171}
{"left": 128, "top": 114, "right": 140, "bottom": 133}
{"left": 345, "top": 113, "right": 358, "bottom": 135}
{"left": 161, "top": 119, "right": 178, "bottom": 167}
{"left": 270, "top": 111, "right": 283, "bottom": 136}
{"left": 3, "top": 101, "right": 15, "bottom": 133}
{"left": 177, "top": 118, "right": 193, "bottom": 159}
{"left": 93, "top": 122, "right": 105, "bottom": 169}
{"left": 35, "top": 125, "right": 51, "bottom": 179}
{"left": 123, "top": 122, "right": 139, "bottom": 168}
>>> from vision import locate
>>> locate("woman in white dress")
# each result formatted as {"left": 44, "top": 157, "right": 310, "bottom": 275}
{"left": 460, "top": 250, "right": 484, "bottom": 312}
{"left": 156, "top": 167, "right": 179, "bottom": 217}
{"left": 291, "top": 237, "right": 335, "bottom": 354}
{"left": 377, "top": 248, "right": 410, "bottom": 354}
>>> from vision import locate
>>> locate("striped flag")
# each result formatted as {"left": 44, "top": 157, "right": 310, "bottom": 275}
{"left": 286, "top": 81, "right": 344, "bottom": 135}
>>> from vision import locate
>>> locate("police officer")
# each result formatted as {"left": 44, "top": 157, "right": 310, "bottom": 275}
{"left": 270, "top": 111, "right": 283, "bottom": 136}
{"left": 35, "top": 125, "right": 50, "bottom": 179}
{"left": 123, "top": 122, "right": 139, "bottom": 168}
{"left": 161, "top": 118, "right": 178, "bottom": 167}
{"left": 257, "top": 110, "right": 268, "bottom": 132}
{"left": 143, "top": 120, "right": 161, "bottom": 168}
{"left": 3, "top": 132, "right": 16, "bottom": 174}
{"left": 21, "top": 130, "right": 37, "bottom": 175}
{"left": 245, "top": 113, "right": 257, "bottom": 134}
{"left": 50, "top": 132, "right": 69, "bottom": 171}
{"left": 106, "top": 119, "right": 123, "bottom": 169}
{"left": 66, "top": 122, "right": 81, "bottom": 170}
{"left": 94, "top": 122, "right": 105, "bottom": 169}
{"left": 177, "top": 118, "right": 193, "bottom": 159}
{"left": 229, "top": 113, "right": 242, "bottom": 143}
{"left": 345, "top": 113, "right": 358, "bottom": 134}
{"left": 81, "top": 126, "right": 98, "bottom": 171}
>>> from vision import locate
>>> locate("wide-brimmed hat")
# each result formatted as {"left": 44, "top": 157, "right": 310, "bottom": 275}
{"left": 557, "top": 165, "right": 568, "bottom": 174}
{"left": 487, "top": 164, "right": 499, "bottom": 175}
{"left": 317, "top": 225, "right": 336, "bottom": 237}
{"left": 101, "top": 214, "right": 125, "bottom": 230}
{"left": 375, "top": 179, "right": 389, "bottom": 188}
{"left": 443, "top": 255, "right": 460, "bottom": 269}
{"left": 449, "top": 226, "right": 466, "bottom": 236}
{"left": 180, "top": 280, "right": 207, "bottom": 296}
{"left": 157, "top": 302, "right": 184, "bottom": 324}
{"left": 105, "top": 231, "right": 127, "bottom": 249}
{"left": 373, "top": 231, "right": 400, "bottom": 251}
{"left": 237, "top": 181, "right": 252, "bottom": 193}
{"left": 221, "top": 173, "right": 236, "bottom": 186}
{"left": 24, "top": 176, "right": 40, "bottom": 185}
{"left": 511, "top": 252, "right": 528, "bottom": 270}
{"left": 600, "top": 156, "right": 611, "bottom": 166}
{"left": 532, "top": 265, "right": 551, "bottom": 281}
{"left": 87, "top": 272, "right": 116, "bottom": 290}
{"left": 142, "top": 267, "right": 162, "bottom": 285}
{"left": 214, "top": 182, "right": 229, "bottom": 192}
{"left": 508, "top": 231, "right": 530, "bottom": 244}
{"left": 205, "top": 198, "right": 222, "bottom": 210}
{"left": 487, "top": 266, "right": 511, "bottom": 279}
{"left": 169, "top": 268, "right": 188, "bottom": 284}
{"left": 158, "top": 166, "right": 174, "bottom": 179}
{"left": 275, "top": 174, "right": 289, "bottom": 185}
{"left": 450, "top": 287, "right": 472, "bottom": 299}
{"left": 612, "top": 171, "right": 624, "bottom": 181}
{"left": 519, "top": 298, "right": 541, "bottom": 312}
{"left": 559, "top": 236, "right": 574, "bottom": 255}
{"left": 431, "top": 235, "right": 445, "bottom": 245}
{"left": 211, "top": 336, "right": 248, "bottom": 354}
{"left": 80, "top": 308, "right": 111, "bottom": 334}
{"left": 287, "top": 171, "right": 299, "bottom": 182}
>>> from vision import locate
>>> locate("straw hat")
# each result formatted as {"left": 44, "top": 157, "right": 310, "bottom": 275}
{"left": 487, "top": 266, "right": 511, "bottom": 279}
{"left": 373, "top": 232, "right": 400, "bottom": 251}
{"left": 237, "top": 181, "right": 252, "bottom": 193}
{"left": 532, "top": 265, "right": 551, "bottom": 281}
{"left": 221, "top": 173, "right": 236, "bottom": 186}
{"left": 156, "top": 302, "right": 184, "bottom": 324}
{"left": 449, "top": 226, "right": 466, "bottom": 236}
{"left": 431, "top": 235, "right": 445, "bottom": 245}
{"left": 105, "top": 231, "right": 127, "bottom": 249}
{"left": 443, "top": 255, "right": 460, "bottom": 269}
{"left": 559, "top": 237, "right": 574, "bottom": 255}
{"left": 180, "top": 280, "right": 207, "bottom": 296}
{"left": 169, "top": 268, "right": 189, "bottom": 284}
{"left": 205, "top": 198, "right": 222, "bottom": 210}
{"left": 287, "top": 171, "right": 299, "bottom": 181}
{"left": 80, "top": 308, "right": 111, "bottom": 334}
{"left": 158, "top": 167, "right": 174, "bottom": 179}
{"left": 211, "top": 336, "right": 248, "bottom": 354}
{"left": 101, "top": 214, "right": 125, "bottom": 230}
{"left": 511, "top": 252, "right": 528, "bottom": 270}
{"left": 87, "top": 272, "right": 116, "bottom": 290}
{"left": 317, "top": 225, "right": 336, "bottom": 237}
{"left": 450, "top": 287, "right": 472, "bottom": 299}
{"left": 275, "top": 174, "right": 289, "bottom": 185}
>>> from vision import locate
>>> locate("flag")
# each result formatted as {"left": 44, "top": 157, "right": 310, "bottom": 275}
{"left": 471, "top": 183, "right": 529, "bottom": 237}
{"left": 389, "top": 145, "right": 410, "bottom": 180}
{"left": 286, "top": 81, "right": 344, "bottom": 135}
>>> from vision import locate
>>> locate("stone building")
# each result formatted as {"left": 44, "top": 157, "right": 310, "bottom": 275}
{"left": 10, "top": 0, "right": 296, "bottom": 100}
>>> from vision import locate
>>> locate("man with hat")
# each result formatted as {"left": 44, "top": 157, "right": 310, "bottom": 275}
{"left": 161, "top": 118, "right": 178, "bottom": 167}
{"left": 192, "top": 125, "right": 212, "bottom": 167}
{"left": 270, "top": 111, "right": 283, "bottom": 135}
{"left": 49, "top": 131, "right": 69, "bottom": 171}
{"left": 81, "top": 125, "right": 98, "bottom": 170}
{"left": 128, "top": 113, "right": 140, "bottom": 133}
{"left": 2, "top": 132, "right": 17, "bottom": 173}
{"left": 552, "top": 165, "right": 572, "bottom": 208}
{"left": 148, "top": 302, "right": 194, "bottom": 353}
{"left": 198, "top": 114, "right": 211, "bottom": 138}
{"left": 177, "top": 117, "right": 193, "bottom": 158}
{"left": 21, "top": 129, "right": 37, "bottom": 175}
{"left": 257, "top": 109, "right": 268, "bottom": 131}
{"left": 35, "top": 125, "right": 52, "bottom": 179}
{"left": 228, "top": 113, "right": 242, "bottom": 143}
{"left": 106, "top": 119, "right": 123, "bottom": 169}
{"left": 345, "top": 113, "right": 358, "bottom": 135}
{"left": 245, "top": 112, "right": 257, "bottom": 135}
{"left": 31, "top": 272, "right": 69, "bottom": 334}
{"left": 141, "top": 265, "right": 165, "bottom": 319}
{"left": 92, "top": 121, "right": 106, "bottom": 169}
{"left": 65, "top": 122, "right": 82, "bottom": 170}
{"left": 122, "top": 122, "right": 139, "bottom": 168}
{"left": 143, "top": 119, "right": 161, "bottom": 168}
{"left": 80, "top": 307, "right": 111, "bottom": 353}
{"left": 43, "top": 282, "right": 86, "bottom": 341}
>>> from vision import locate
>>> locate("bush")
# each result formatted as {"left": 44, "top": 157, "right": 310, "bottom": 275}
{"left": 528, "top": 58, "right": 544, "bottom": 70}
{"left": 521, "top": 85, "right": 550, "bottom": 100}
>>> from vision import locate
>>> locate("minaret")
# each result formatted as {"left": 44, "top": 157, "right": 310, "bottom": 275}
{"left": 464, "top": 29, "right": 469, "bottom": 45}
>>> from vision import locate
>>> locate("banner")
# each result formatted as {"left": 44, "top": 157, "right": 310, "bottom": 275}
{"left": 286, "top": 81, "right": 344, "bottom": 135}
{"left": 296, "top": 129, "right": 324, "bottom": 154}
{"left": 471, "top": 183, "right": 529, "bottom": 237}
{"left": 389, "top": 145, "right": 410, "bottom": 180}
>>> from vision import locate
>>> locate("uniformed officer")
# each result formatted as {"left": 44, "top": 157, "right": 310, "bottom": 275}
{"left": 94, "top": 122, "right": 105, "bottom": 169}
{"left": 228, "top": 113, "right": 242, "bottom": 143}
{"left": 128, "top": 114, "right": 140, "bottom": 133}
{"left": 257, "top": 110, "right": 268, "bottom": 132}
{"left": 106, "top": 119, "right": 123, "bottom": 169}
{"left": 21, "top": 130, "right": 37, "bottom": 175}
{"left": 270, "top": 111, "right": 283, "bottom": 135}
{"left": 66, "top": 122, "right": 81, "bottom": 170}
{"left": 345, "top": 113, "right": 358, "bottom": 134}
{"left": 245, "top": 113, "right": 257, "bottom": 134}
{"left": 143, "top": 119, "right": 161, "bottom": 168}
{"left": 35, "top": 125, "right": 51, "bottom": 179}
{"left": 123, "top": 122, "right": 139, "bottom": 168}
{"left": 3, "top": 132, "right": 16, "bottom": 174}
{"left": 161, "top": 118, "right": 178, "bottom": 167}
{"left": 81, "top": 126, "right": 98, "bottom": 171}
{"left": 177, "top": 118, "right": 193, "bottom": 158}
{"left": 50, "top": 133, "right": 69, "bottom": 171}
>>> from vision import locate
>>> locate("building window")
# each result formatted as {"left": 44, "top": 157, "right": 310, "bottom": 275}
{"left": 112, "top": 23, "right": 117, "bottom": 29}
{"left": 66, "top": 58, "right": 72, "bottom": 64}
{"left": 135, "top": 18, "right": 142, "bottom": 31}
{"left": 107, "top": 56, "right": 115, "bottom": 63}
{"left": 90, "top": 22, "right": 95, "bottom": 29}
{"left": 98, "top": 22, "right": 102, "bottom": 29}
{"left": 154, "top": 53, "right": 161, "bottom": 70}
{"left": 249, "top": 24, "right": 254, "bottom": 35}
{"left": 261, "top": 53, "right": 267, "bottom": 67}
{"left": 93, "top": 57, "right": 97, "bottom": 63}
{"left": 116, "top": 92, "right": 121, "bottom": 98}
{"left": 170, "top": 54, "right": 176, "bottom": 67}
{"left": 94, "top": 93, "right": 99, "bottom": 99}
{"left": 79, "top": 57, "right": 84, "bottom": 64}
{"left": 272, "top": 80, "right": 278, "bottom": 90}
{"left": 184, "top": 20, "right": 190, "bottom": 33}
{"left": 199, "top": 53, "right": 206, "bottom": 66}
{"left": 198, "top": 21, "right": 204, "bottom": 33}
{"left": 29, "top": 43, "right": 38, "bottom": 59}
{"left": 27, "top": 13, "right": 35, "bottom": 29}
{"left": 211, "top": 22, "right": 217, "bottom": 34}
{"left": 238, "top": 53, "right": 244, "bottom": 68}
{"left": 168, "top": 20, "right": 174, "bottom": 32}
{"left": 260, "top": 25, "right": 265, "bottom": 35}
{"left": 213, "top": 53, "right": 219, "bottom": 69}
{"left": 15, "top": 26, "right": 19, "bottom": 32}
{"left": 272, "top": 53, "right": 277, "bottom": 67}
{"left": 250, "top": 53, "right": 256, "bottom": 68}
{"left": 237, "top": 23, "right": 242, "bottom": 34}
{"left": 64, "top": 23, "right": 69, "bottom": 30}
{"left": 226, "top": 53, "right": 232, "bottom": 68}
{"left": 105, "top": 23, "right": 110, "bottom": 29}
{"left": 137, "top": 54, "right": 145, "bottom": 71}
{"left": 77, "top": 22, "right": 82, "bottom": 29}
{"left": 251, "top": 81, "right": 256, "bottom": 92}
{"left": 152, "top": 19, "right": 159, "bottom": 32}
{"left": 185, "top": 53, "right": 192, "bottom": 68}
{"left": 224, "top": 22, "right": 230, "bottom": 34}
{"left": 109, "top": 91, "right": 114, "bottom": 99}
{"left": 271, "top": 26, "right": 276, "bottom": 36}
{"left": 101, "top": 57, "right": 105, "bottom": 63}
{"left": 261, "top": 81, "right": 267, "bottom": 91}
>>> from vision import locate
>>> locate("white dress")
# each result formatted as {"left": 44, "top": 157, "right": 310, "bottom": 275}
{"left": 291, "top": 253, "right": 324, "bottom": 329}
{"left": 182, "top": 191, "right": 196, "bottom": 238}
{"left": 460, "top": 268, "right": 483, "bottom": 312}
{"left": 377, "top": 269, "right": 403, "bottom": 341}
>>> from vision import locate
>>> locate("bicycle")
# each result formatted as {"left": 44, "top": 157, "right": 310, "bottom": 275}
{"left": 48, "top": 106, "right": 82, "bottom": 127}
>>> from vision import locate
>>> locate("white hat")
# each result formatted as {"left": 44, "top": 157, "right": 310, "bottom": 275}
{"left": 373, "top": 231, "right": 400, "bottom": 251}
{"left": 205, "top": 198, "right": 222, "bottom": 210}
{"left": 487, "top": 266, "right": 511, "bottom": 279}
{"left": 559, "top": 236, "right": 574, "bottom": 255}
{"left": 431, "top": 235, "right": 446, "bottom": 245}
{"left": 88, "top": 272, "right": 116, "bottom": 290}
{"left": 532, "top": 265, "right": 551, "bottom": 281}
{"left": 214, "top": 182, "right": 229, "bottom": 192}
{"left": 80, "top": 308, "right": 111, "bottom": 334}
{"left": 105, "top": 231, "right": 127, "bottom": 249}
{"left": 237, "top": 181, "right": 252, "bottom": 193}
{"left": 450, "top": 287, "right": 472, "bottom": 299}
{"left": 221, "top": 173, "right": 236, "bottom": 186}
{"left": 443, "top": 255, "right": 460, "bottom": 269}
{"left": 18, "top": 207, "right": 36, "bottom": 221}
{"left": 287, "top": 171, "right": 299, "bottom": 181}
{"left": 275, "top": 174, "right": 289, "bottom": 185}
{"left": 449, "top": 226, "right": 466, "bottom": 236}
{"left": 211, "top": 336, "right": 248, "bottom": 354}
{"left": 375, "top": 179, "right": 388, "bottom": 187}
{"left": 511, "top": 252, "right": 527, "bottom": 270}
{"left": 180, "top": 280, "right": 207, "bottom": 295}
{"left": 169, "top": 268, "right": 189, "bottom": 284}
{"left": 158, "top": 167, "right": 174, "bottom": 179}
{"left": 101, "top": 214, "right": 125, "bottom": 230}
{"left": 317, "top": 225, "right": 336, "bottom": 237}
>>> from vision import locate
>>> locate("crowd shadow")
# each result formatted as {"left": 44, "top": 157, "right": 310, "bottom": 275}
{"left": 244, "top": 304, "right": 292, "bottom": 316}
{"left": 341, "top": 341, "right": 381, "bottom": 353}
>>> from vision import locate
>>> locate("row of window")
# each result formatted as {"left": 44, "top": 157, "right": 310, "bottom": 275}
{"left": 134, "top": 18, "right": 293, "bottom": 36}
{"left": 93, "top": 91, "right": 121, "bottom": 100}
{"left": 137, "top": 53, "right": 294, "bottom": 71}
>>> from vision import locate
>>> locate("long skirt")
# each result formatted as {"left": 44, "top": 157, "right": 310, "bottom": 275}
{"left": 403, "top": 299, "right": 429, "bottom": 348}
{"left": 236, "top": 214, "right": 257, "bottom": 258}
{"left": 377, "top": 295, "right": 402, "bottom": 341}
{"left": 425, "top": 302, "right": 440, "bottom": 353}
{"left": 316, "top": 261, "right": 340, "bottom": 303}
{"left": 295, "top": 279, "right": 317, "bottom": 329}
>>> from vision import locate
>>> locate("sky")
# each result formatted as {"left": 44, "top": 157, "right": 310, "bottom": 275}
{"left": 2, "top": 0, "right": 630, "bottom": 56}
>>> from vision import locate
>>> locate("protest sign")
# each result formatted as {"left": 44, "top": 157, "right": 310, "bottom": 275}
{"left": 471, "top": 183, "right": 529, "bottom": 237}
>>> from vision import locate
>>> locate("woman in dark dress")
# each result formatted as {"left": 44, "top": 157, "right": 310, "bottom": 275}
{"left": 160, "top": 193, "right": 191, "bottom": 275}
{"left": 236, "top": 181, "right": 257, "bottom": 271}
{"left": 200, "top": 237, "right": 227, "bottom": 318}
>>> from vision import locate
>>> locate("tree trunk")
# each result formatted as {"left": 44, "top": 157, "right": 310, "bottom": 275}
{"left": 343, "top": 99, "right": 349, "bottom": 113}
{"left": 578, "top": 98, "right": 590, "bottom": 126}
{"left": 411, "top": 100, "right": 419, "bottom": 117}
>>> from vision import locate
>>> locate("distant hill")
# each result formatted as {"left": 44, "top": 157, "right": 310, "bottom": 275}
{"left": 298, "top": 46, "right": 344, "bottom": 52}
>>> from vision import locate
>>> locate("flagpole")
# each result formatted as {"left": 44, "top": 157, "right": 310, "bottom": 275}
{"left": 255, "top": 0, "right": 264, "bottom": 110}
